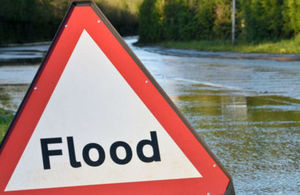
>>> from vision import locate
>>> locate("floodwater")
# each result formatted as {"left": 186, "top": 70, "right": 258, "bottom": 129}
{"left": 0, "top": 37, "right": 299, "bottom": 194}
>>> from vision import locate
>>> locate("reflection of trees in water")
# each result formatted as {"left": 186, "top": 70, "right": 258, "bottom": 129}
{"left": 0, "top": 85, "right": 29, "bottom": 111}
{"left": 0, "top": 87, "right": 11, "bottom": 109}
{"left": 221, "top": 96, "right": 248, "bottom": 120}
{"left": 176, "top": 86, "right": 300, "bottom": 185}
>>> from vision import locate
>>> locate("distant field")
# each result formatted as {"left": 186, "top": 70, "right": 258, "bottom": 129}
{"left": 160, "top": 34, "right": 300, "bottom": 54}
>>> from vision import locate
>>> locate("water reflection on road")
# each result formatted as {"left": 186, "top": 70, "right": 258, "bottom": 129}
{"left": 0, "top": 37, "right": 299, "bottom": 194}
{"left": 176, "top": 86, "right": 299, "bottom": 194}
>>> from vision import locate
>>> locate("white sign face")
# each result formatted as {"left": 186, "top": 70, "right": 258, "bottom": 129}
{"left": 6, "top": 30, "right": 201, "bottom": 191}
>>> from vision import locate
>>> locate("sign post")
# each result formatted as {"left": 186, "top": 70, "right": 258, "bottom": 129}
{"left": 0, "top": 1, "right": 234, "bottom": 194}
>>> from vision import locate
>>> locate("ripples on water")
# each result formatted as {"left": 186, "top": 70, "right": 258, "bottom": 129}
{"left": 0, "top": 37, "right": 299, "bottom": 194}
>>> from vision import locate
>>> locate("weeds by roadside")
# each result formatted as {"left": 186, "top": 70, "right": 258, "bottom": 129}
{"left": 160, "top": 34, "right": 300, "bottom": 54}
{"left": 0, "top": 108, "right": 13, "bottom": 143}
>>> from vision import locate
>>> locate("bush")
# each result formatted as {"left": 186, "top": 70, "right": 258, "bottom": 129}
{"left": 138, "top": 0, "right": 163, "bottom": 43}
{"left": 138, "top": 0, "right": 300, "bottom": 43}
{"left": 283, "top": 0, "right": 300, "bottom": 36}
{"left": 242, "top": 0, "right": 287, "bottom": 42}
{"left": 0, "top": 0, "right": 140, "bottom": 44}
{"left": 138, "top": 0, "right": 241, "bottom": 43}
{"left": 213, "top": 0, "right": 232, "bottom": 40}
{"left": 162, "top": 0, "right": 197, "bottom": 41}
{"left": 0, "top": 0, "right": 60, "bottom": 44}
{"left": 96, "top": 0, "right": 140, "bottom": 36}
{"left": 194, "top": 0, "right": 216, "bottom": 40}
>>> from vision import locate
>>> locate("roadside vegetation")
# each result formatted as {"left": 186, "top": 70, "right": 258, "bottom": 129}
{"left": 1, "top": 0, "right": 300, "bottom": 52}
{"left": 96, "top": 0, "right": 142, "bottom": 36}
{"left": 0, "top": 0, "right": 142, "bottom": 44}
{"left": 139, "top": 0, "right": 300, "bottom": 54}
{"left": 160, "top": 34, "right": 300, "bottom": 54}
{"left": 0, "top": 108, "right": 13, "bottom": 143}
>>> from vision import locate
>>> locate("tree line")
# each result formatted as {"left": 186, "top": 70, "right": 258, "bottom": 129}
{"left": 0, "top": 0, "right": 63, "bottom": 44}
{"left": 0, "top": 0, "right": 140, "bottom": 44}
{"left": 138, "top": 0, "right": 300, "bottom": 43}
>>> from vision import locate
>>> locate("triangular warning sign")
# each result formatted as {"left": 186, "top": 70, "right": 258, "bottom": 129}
{"left": 0, "top": 1, "right": 234, "bottom": 194}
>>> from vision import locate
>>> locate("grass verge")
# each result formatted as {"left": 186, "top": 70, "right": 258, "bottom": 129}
{"left": 0, "top": 108, "right": 13, "bottom": 144}
{"left": 159, "top": 34, "right": 300, "bottom": 54}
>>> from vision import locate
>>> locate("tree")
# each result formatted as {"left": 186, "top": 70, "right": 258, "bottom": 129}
{"left": 138, "top": 0, "right": 163, "bottom": 43}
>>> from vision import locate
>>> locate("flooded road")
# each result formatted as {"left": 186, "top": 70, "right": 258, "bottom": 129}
{"left": 0, "top": 37, "right": 299, "bottom": 194}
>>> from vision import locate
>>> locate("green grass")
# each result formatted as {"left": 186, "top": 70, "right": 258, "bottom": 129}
{"left": 160, "top": 34, "right": 300, "bottom": 54}
{"left": 0, "top": 108, "right": 13, "bottom": 143}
